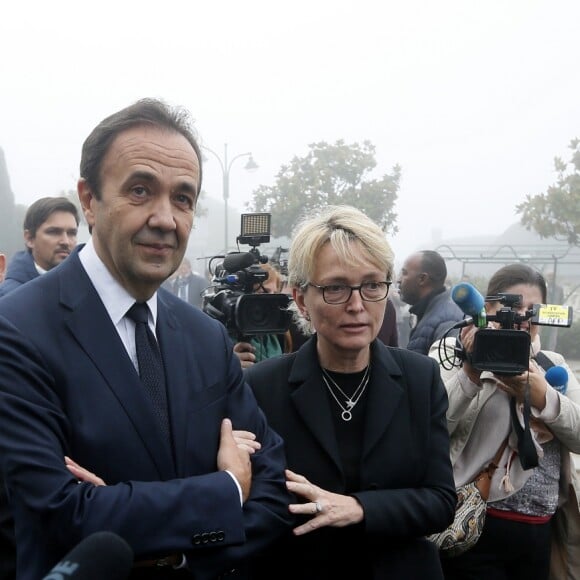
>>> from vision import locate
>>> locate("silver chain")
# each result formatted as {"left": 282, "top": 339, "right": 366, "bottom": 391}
{"left": 321, "top": 365, "right": 370, "bottom": 421}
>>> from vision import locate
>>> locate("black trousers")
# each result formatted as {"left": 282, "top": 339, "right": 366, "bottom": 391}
{"left": 441, "top": 514, "right": 552, "bottom": 580}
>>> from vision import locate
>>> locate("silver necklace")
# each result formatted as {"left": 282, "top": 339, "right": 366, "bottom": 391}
{"left": 321, "top": 365, "right": 370, "bottom": 421}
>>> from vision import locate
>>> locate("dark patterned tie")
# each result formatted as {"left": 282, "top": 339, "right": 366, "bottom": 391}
{"left": 126, "top": 302, "right": 171, "bottom": 439}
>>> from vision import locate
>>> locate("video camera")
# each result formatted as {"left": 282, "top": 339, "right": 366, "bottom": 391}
{"left": 202, "top": 213, "right": 292, "bottom": 340}
{"left": 450, "top": 283, "right": 573, "bottom": 376}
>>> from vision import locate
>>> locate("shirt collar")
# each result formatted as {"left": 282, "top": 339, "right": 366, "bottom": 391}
{"left": 78, "top": 238, "right": 158, "bottom": 326}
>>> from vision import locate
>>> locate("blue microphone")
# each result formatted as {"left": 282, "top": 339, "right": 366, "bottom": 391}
{"left": 545, "top": 365, "right": 568, "bottom": 395}
{"left": 451, "top": 282, "right": 487, "bottom": 328}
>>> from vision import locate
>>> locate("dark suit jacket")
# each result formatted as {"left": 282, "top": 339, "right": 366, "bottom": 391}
{"left": 0, "top": 247, "right": 292, "bottom": 580}
{"left": 244, "top": 337, "right": 456, "bottom": 580}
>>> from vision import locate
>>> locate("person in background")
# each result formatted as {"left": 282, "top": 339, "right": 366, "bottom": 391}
{"left": 233, "top": 262, "right": 291, "bottom": 367}
{"left": 0, "top": 198, "right": 79, "bottom": 577}
{"left": 244, "top": 205, "right": 456, "bottom": 579}
{"left": 0, "top": 196, "right": 79, "bottom": 297}
{"left": 390, "top": 284, "right": 411, "bottom": 347}
{"left": 431, "top": 263, "right": 580, "bottom": 580}
{"left": 377, "top": 297, "right": 399, "bottom": 346}
{"left": 0, "top": 251, "right": 12, "bottom": 580}
{"left": 398, "top": 249, "right": 463, "bottom": 355}
{"left": 0, "top": 98, "right": 292, "bottom": 578}
{"left": 165, "top": 256, "right": 207, "bottom": 308}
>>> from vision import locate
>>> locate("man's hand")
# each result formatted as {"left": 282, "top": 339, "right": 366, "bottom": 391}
{"left": 217, "top": 418, "right": 253, "bottom": 502}
{"left": 233, "top": 342, "right": 256, "bottom": 368}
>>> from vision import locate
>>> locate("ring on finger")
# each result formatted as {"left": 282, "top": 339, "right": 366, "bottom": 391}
{"left": 314, "top": 501, "right": 323, "bottom": 514}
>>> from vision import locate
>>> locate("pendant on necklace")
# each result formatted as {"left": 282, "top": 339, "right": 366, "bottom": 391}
{"left": 346, "top": 399, "right": 355, "bottom": 410}
{"left": 341, "top": 410, "right": 353, "bottom": 421}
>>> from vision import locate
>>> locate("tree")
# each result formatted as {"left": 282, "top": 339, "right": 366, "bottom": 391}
{"left": 247, "top": 140, "right": 400, "bottom": 238}
{"left": 516, "top": 138, "right": 580, "bottom": 245}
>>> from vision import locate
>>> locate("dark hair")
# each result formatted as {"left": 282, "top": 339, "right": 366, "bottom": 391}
{"left": 80, "top": 98, "right": 203, "bottom": 199}
{"left": 420, "top": 250, "right": 447, "bottom": 286}
{"left": 23, "top": 197, "right": 80, "bottom": 238}
{"left": 486, "top": 263, "right": 548, "bottom": 303}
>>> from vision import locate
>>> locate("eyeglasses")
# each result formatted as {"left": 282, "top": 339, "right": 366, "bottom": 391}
{"left": 307, "top": 281, "right": 392, "bottom": 305}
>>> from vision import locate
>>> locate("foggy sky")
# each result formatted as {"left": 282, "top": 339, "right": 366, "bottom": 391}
{"left": 1, "top": 0, "right": 579, "bottom": 265}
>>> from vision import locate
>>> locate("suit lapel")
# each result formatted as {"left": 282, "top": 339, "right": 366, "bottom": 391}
{"left": 362, "top": 343, "right": 405, "bottom": 458}
{"left": 288, "top": 339, "right": 343, "bottom": 473}
{"left": 155, "top": 293, "right": 190, "bottom": 476}
{"left": 60, "top": 251, "right": 176, "bottom": 479}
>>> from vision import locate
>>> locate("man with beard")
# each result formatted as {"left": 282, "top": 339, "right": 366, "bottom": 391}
{"left": 0, "top": 196, "right": 79, "bottom": 296}
{"left": 398, "top": 250, "right": 463, "bottom": 355}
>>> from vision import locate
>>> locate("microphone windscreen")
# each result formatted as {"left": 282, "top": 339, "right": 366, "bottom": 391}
{"left": 223, "top": 252, "right": 255, "bottom": 273}
{"left": 545, "top": 365, "right": 568, "bottom": 390}
{"left": 451, "top": 283, "right": 485, "bottom": 318}
{"left": 42, "top": 531, "right": 133, "bottom": 580}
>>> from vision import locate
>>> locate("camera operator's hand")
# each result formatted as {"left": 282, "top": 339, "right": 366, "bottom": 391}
{"left": 234, "top": 341, "right": 256, "bottom": 368}
{"left": 494, "top": 361, "right": 548, "bottom": 411}
{"left": 459, "top": 325, "right": 483, "bottom": 385}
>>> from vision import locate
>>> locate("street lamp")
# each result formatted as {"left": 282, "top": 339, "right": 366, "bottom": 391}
{"left": 203, "top": 143, "right": 258, "bottom": 251}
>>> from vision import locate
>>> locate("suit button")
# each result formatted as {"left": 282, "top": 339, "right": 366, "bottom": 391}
{"left": 209, "top": 531, "right": 217, "bottom": 542}
{"left": 217, "top": 531, "right": 225, "bottom": 541}
{"left": 192, "top": 533, "right": 201, "bottom": 545}
{"left": 201, "top": 532, "right": 209, "bottom": 543}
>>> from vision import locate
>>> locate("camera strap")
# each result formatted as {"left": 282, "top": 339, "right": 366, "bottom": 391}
{"left": 510, "top": 389, "right": 538, "bottom": 470}
{"left": 509, "top": 351, "right": 555, "bottom": 470}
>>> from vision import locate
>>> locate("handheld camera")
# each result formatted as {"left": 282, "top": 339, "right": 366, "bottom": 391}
{"left": 449, "top": 283, "right": 573, "bottom": 376}
{"left": 202, "top": 213, "right": 292, "bottom": 340}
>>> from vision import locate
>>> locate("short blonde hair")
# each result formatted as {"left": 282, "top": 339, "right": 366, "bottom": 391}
{"left": 288, "top": 205, "right": 394, "bottom": 288}
{"left": 287, "top": 205, "right": 394, "bottom": 335}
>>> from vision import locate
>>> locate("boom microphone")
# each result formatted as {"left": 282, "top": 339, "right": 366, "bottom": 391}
{"left": 545, "top": 365, "right": 568, "bottom": 395}
{"left": 42, "top": 531, "right": 133, "bottom": 580}
{"left": 223, "top": 252, "right": 255, "bottom": 273}
{"left": 451, "top": 283, "right": 487, "bottom": 327}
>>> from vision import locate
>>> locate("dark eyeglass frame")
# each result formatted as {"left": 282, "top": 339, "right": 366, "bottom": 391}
{"left": 307, "top": 281, "right": 392, "bottom": 305}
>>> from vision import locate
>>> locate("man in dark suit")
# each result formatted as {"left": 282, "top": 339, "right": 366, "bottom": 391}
{"left": 166, "top": 256, "right": 208, "bottom": 308}
{"left": 0, "top": 196, "right": 79, "bottom": 297}
{"left": 0, "top": 99, "right": 292, "bottom": 579}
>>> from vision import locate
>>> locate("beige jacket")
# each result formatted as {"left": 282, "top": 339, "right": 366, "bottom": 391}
{"left": 430, "top": 339, "right": 580, "bottom": 579}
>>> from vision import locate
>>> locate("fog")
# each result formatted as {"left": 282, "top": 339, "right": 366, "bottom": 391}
{"left": 1, "top": 0, "right": 579, "bottom": 265}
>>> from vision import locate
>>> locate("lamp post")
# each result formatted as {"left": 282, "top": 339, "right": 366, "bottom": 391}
{"left": 204, "top": 143, "right": 258, "bottom": 252}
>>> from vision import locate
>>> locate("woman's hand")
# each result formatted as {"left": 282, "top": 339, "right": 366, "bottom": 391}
{"left": 495, "top": 360, "right": 548, "bottom": 411}
{"left": 459, "top": 325, "right": 483, "bottom": 384}
{"left": 65, "top": 456, "right": 106, "bottom": 486}
{"left": 285, "top": 469, "right": 364, "bottom": 536}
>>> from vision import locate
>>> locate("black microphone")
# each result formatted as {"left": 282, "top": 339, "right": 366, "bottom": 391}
{"left": 42, "top": 531, "right": 133, "bottom": 580}
{"left": 222, "top": 252, "right": 255, "bottom": 273}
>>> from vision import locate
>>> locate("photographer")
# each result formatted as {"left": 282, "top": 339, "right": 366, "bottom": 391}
{"left": 431, "top": 264, "right": 580, "bottom": 580}
{"left": 233, "top": 263, "right": 291, "bottom": 368}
